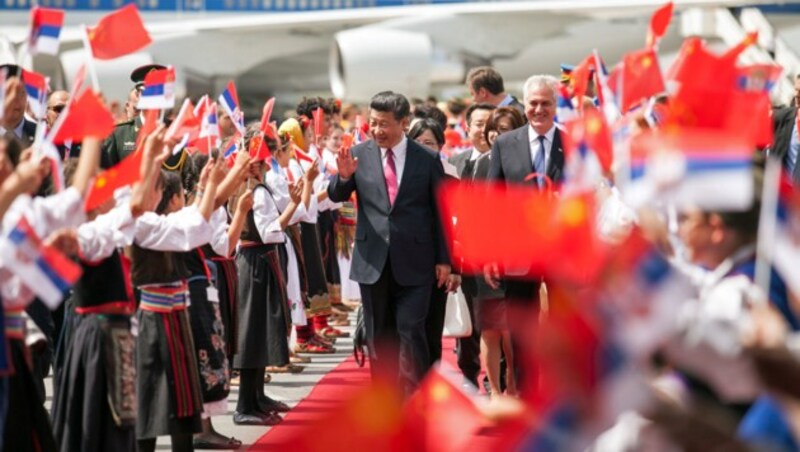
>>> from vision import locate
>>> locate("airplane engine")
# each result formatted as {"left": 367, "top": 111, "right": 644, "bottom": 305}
{"left": 330, "top": 28, "right": 435, "bottom": 103}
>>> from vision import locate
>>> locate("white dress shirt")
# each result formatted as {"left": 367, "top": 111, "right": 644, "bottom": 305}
{"left": 380, "top": 135, "right": 408, "bottom": 187}
{"left": 0, "top": 118, "right": 26, "bottom": 140}
{"left": 528, "top": 124, "right": 557, "bottom": 173}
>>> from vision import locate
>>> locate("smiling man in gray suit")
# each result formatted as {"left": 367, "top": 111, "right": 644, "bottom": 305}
{"left": 328, "top": 91, "right": 451, "bottom": 392}
{"left": 484, "top": 74, "right": 564, "bottom": 300}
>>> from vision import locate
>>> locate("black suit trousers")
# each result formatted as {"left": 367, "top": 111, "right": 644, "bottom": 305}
{"left": 425, "top": 284, "right": 448, "bottom": 372}
{"left": 360, "top": 259, "right": 431, "bottom": 393}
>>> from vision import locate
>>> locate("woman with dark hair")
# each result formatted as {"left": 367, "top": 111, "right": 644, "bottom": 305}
{"left": 484, "top": 107, "right": 525, "bottom": 148}
{"left": 409, "top": 118, "right": 445, "bottom": 151}
{"left": 409, "top": 118, "right": 461, "bottom": 371}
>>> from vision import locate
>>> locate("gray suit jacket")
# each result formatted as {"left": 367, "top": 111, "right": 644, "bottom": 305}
{"left": 328, "top": 138, "right": 450, "bottom": 286}
{"left": 487, "top": 124, "right": 564, "bottom": 187}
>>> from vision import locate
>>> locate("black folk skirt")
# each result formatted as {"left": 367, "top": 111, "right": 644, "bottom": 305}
{"left": 52, "top": 314, "right": 136, "bottom": 452}
{"left": 210, "top": 256, "right": 238, "bottom": 359}
{"left": 233, "top": 243, "right": 290, "bottom": 369}
{"left": 299, "top": 222, "right": 331, "bottom": 317}
{"left": 187, "top": 278, "right": 230, "bottom": 404}
{"left": 135, "top": 284, "right": 203, "bottom": 439}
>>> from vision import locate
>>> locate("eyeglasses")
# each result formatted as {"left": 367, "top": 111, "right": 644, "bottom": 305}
{"left": 49, "top": 104, "right": 66, "bottom": 114}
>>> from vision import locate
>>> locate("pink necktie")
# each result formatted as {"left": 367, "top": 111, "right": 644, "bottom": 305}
{"left": 384, "top": 148, "right": 398, "bottom": 206}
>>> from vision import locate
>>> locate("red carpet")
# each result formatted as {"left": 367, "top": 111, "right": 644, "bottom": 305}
{"left": 249, "top": 351, "right": 372, "bottom": 450}
{"left": 249, "top": 339, "right": 516, "bottom": 451}
{"left": 250, "top": 339, "right": 459, "bottom": 449}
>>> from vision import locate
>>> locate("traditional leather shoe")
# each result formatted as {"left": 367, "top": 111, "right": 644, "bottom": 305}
{"left": 233, "top": 411, "right": 281, "bottom": 426}
{"left": 260, "top": 399, "right": 291, "bottom": 413}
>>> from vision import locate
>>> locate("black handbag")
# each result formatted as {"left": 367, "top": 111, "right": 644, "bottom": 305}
{"left": 353, "top": 306, "right": 367, "bottom": 367}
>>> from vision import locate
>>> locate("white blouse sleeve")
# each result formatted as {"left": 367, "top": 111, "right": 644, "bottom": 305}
{"left": 253, "top": 186, "right": 285, "bottom": 244}
{"left": 209, "top": 206, "right": 231, "bottom": 257}
{"left": 3, "top": 187, "right": 85, "bottom": 239}
{"left": 266, "top": 169, "right": 308, "bottom": 225}
{"left": 78, "top": 204, "right": 136, "bottom": 262}
{"left": 134, "top": 205, "right": 213, "bottom": 251}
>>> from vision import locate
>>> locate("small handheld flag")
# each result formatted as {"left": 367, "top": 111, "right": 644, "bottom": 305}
{"left": 29, "top": 7, "right": 65, "bottom": 56}
{"left": 136, "top": 66, "right": 176, "bottom": 110}
{"left": 49, "top": 89, "right": 115, "bottom": 145}
{"left": 313, "top": 107, "right": 324, "bottom": 138}
{"left": 223, "top": 132, "right": 242, "bottom": 168}
{"left": 646, "top": 2, "right": 673, "bottom": 49}
{"left": 0, "top": 217, "right": 82, "bottom": 308}
{"left": 22, "top": 69, "right": 48, "bottom": 118}
{"left": 86, "top": 4, "right": 151, "bottom": 60}
{"left": 218, "top": 80, "right": 245, "bottom": 134}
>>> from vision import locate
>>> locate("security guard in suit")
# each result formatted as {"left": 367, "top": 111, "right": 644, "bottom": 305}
{"left": 101, "top": 64, "right": 165, "bottom": 168}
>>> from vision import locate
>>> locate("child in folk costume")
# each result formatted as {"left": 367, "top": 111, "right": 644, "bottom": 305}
{"left": 52, "top": 129, "right": 166, "bottom": 452}
{"left": 130, "top": 157, "right": 224, "bottom": 452}
{"left": 179, "top": 151, "right": 249, "bottom": 449}
{"left": 233, "top": 130, "right": 307, "bottom": 425}
{"left": 322, "top": 125, "right": 362, "bottom": 310}
{"left": 265, "top": 130, "right": 327, "bottom": 361}
{"left": 276, "top": 120, "right": 339, "bottom": 355}
{"left": 0, "top": 135, "right": 102, "bottom": 452}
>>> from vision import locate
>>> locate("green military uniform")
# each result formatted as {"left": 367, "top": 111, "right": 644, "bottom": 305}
{"left": 102, "top": 115, "right": 143, "bottom": 168}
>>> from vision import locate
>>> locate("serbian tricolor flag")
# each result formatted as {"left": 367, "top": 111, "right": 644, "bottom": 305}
{"left": 29, "top": 7, "right": 64, "bottom": 56}
{"left": 49, "top": 89, "right": 115, "bottom": 145}
{"left": 624, "top": 130, "right": 754, "bottom": 211}
{"left": 736, "top": 64, "right": 782, "bottom": 93}
{"left": 136, "top": 66, "right": 176, "bottom": 110}
{"left": 555, "top": 84, "right": 576, "bottom": 125}
{"left": 22, "top": 69, "right": 48, "bottom": 118}
{"left": 86, "top": 4, "right": 151, "bottom": 60}
{"left": 223, "top": 132, "right": 241, "bottom": 168}
{"left": 0, "top": 217, "right": 81, "bottom": 308}
{"left": 218, "top": 80, "right": 245, "bottom": 134}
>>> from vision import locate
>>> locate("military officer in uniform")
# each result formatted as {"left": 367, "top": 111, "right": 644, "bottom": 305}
{"left": 101, "top": 64, "right": 165, "bottom": 168}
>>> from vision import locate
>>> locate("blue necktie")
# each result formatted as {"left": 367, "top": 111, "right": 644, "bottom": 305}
{"left": 788, "top": 121, "right": 800, "bottom": 176}
{"left": 533, "top": 135, "right": 546, "bottom": 188}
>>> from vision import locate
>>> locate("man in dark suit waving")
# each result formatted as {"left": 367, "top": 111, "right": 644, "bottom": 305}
{"left": 485, "top": 74, "right": 564, "bottom": 300}
{"left": 328, "top": 91, "right": 451, "bottom": 391}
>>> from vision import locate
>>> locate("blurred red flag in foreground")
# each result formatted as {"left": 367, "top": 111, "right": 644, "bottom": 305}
{"left": 437, "top": 181, "right": 607, "bottom": 282}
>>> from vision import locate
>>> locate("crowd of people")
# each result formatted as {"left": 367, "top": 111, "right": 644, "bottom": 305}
{"left": 3, "top": 20, "right": 800, "bottom": 451}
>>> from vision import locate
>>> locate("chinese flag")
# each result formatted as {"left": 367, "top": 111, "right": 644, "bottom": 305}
{"left": 293, "top": 145, "right": 314, "bottom": 164}
{"left": 400, "top": 368, "right": 486, "bottom": 452}
{"left": 51, "top": 89, "right": 114, "bottom": 144}
{"left": 724, "top": 90, "right": 772, "bottom": 149}
{"left": 248, "top": 133, "right": 272, "bottom": 162}
{"left": 437, "top": 181, "right": 606, "bottom": 283}
{"left": 666, "top": 37, "right": 737, "bottom": 90}
{"left": 723, "top": 31, "right": 758, "bottom": 62}
{"left": 646, "top": 2, "right": 673, "bottom": 48}
{"left": 571, "top": 54, "right": 595, "bottom": 102}
{"left": 86, "top": 4, "right": 151, "bottom": 60}
{"left": 563, "top": 109, "right": 613, "bottom": 173}
{"left": 619, "top": 48, "right": 665, "bottom": 112}
{"left": 84, "top": 110, "right": 158, "bottom": 211}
